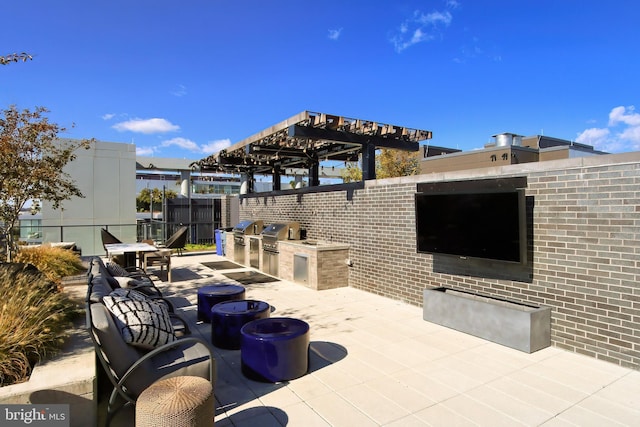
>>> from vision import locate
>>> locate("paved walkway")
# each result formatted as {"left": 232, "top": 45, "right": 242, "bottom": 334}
{"left": 108, "top": 252, "right": 640, "bottom": 426}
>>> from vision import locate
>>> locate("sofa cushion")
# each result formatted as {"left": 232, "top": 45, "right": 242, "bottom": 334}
{"left": 106, "top": 262, "right": 130, "bottom": 277}
{"left": 89, "top": 281, "right": 112, "bottom": 303}
{"left": 90, "top": 303, "right": 143, "bottom": 378}
{"left": 104, "top": 291, "right": 176, "bottom": 350}
{"left": 109, "top": 288, "right": 148, "bottom": 301}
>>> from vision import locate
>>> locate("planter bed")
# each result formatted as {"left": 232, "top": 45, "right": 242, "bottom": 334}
{"left": 423, "top": 287, "right": 551, "bottom": 353}
{"left": 0, "top": 279, "right": 96, "bottom": 427}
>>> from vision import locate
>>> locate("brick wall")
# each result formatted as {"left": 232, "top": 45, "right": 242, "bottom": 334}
{"left": 238, "top": 153, "right": 640, "bottom": 369}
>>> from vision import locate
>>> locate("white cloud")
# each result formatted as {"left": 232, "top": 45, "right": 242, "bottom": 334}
{"left": 608, "top": 105, "right": 640, "bottom": 126}
{"left": 102, "top": 113, "right": 115, "bottom": 120}
{"left": 171, "top": 84, "right": 187, "bottom": 97}
{"left": 112, "top": 118, "right": 180, "bottom": 134}
{"left": 415, "top": 10, "right": 452, "bottom": 26}
{"left": 620, "top": 124, "right": 640, "bottom": 142}
{"left": 202, "top": 138, "right": 232, "bottom": 154}
{"left": 575, "top": 127, "right": 610, "bottom": 146}
{"left": 136, "top": 146, "right": 155, "bottom": 156}
{"left": 390, "top": 9, "right": 453, "bottom": 52}
{"left": 328, "top": 28, "right": 343, "bottom": 41}
{"left": 137, "top": 137, "right": 232, "bottom": 156}
{"left": 160, "top": 137, "right": 200, "bottom": 152}
{"left": 576, "top": 105, "right": 640, "bottom": 153}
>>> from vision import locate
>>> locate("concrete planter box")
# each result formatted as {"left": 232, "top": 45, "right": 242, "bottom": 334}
{"left": 423, "top": 287, "right": 551, "bottom": 353}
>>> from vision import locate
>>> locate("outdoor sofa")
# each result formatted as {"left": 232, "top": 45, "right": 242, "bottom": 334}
{"left": 86, "top": 256, "right": 216, "bottom": 425}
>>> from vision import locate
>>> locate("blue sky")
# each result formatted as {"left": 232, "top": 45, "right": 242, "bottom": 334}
{"left": 2, "top": 0, "right": 639, "bottom": 160}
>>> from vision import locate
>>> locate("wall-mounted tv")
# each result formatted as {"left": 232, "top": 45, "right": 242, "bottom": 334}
{"left": 415, "top": 178, "right": 527, "bottom": 263}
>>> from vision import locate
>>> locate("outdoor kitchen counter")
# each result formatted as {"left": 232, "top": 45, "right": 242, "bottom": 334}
{"left": 279, "top": 240, "right": 350, "bottom": 251}
{"left": 278, "top": 240, "right": 350, "bottom": 290}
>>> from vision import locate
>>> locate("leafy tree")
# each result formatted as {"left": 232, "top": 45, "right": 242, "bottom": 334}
{"left": 340, "top": 162, "right": 363, "bottom": 183}
{"left": 0, "top": 105, "right": 93, "bottom": 261}
{"left": 339, "top": 149, "right": 421, "bottom": 182}
{"left": 136, "top": 187, "right": 177, "bottom": 212}
{"left": 0, "top": 53, "right": 33, "bottom": 65}
{"left": 376, "top": 148, "right": 420, "bottom": 179}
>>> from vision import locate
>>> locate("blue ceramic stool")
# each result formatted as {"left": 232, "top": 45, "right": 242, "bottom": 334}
{"left": 240, "top": 317, "right": 310, "bottom": 382}
{"left": 211, "top": 300, "right": 271, "bottom": 349}
{"left": 197, "top": 284, "right": 245, "bottom": 323}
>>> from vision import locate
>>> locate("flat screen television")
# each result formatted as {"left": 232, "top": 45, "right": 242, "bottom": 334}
{"left": 415, "top": 188, "right": 526, "bottom": 263}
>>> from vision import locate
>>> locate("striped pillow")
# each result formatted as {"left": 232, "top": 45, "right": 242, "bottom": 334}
{"left": 104, "top": 291, "right": 176, "bottom": 350}
{"left": 106, "top": 262, "right": 130, "bottom": 277}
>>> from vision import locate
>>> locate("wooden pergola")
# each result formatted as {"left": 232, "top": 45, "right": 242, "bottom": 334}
{"left": 194, "top": 111, "right": 432, "bottom": 191}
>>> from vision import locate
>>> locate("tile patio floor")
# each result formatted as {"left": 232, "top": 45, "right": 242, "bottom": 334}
{"left": 106, "top": 252, "right": 640, "bottom": 426}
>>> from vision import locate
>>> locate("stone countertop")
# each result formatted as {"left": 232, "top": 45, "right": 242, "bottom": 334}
{"left": 278, "top": 240, "right": 350, "bottom": 251}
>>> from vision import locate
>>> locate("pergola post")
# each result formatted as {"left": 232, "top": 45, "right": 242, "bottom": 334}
{"left": 362, "top": 142, "right": 376, "bottom": 181}
{"left": 272, "top": 165, "right": 281, "bottom": 191}
{"left": 309, "top": 159, "right": 320, "bottom": 187}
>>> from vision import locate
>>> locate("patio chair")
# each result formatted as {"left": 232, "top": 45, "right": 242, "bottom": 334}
{"left": 101, "top": 227, "right": 123, "bottom": 259}
{"left": 157, "top": 226, "right": 188, "bottom": 256}
{"left": 141, "top": 240, "right": 172, "bottom": 282}
{"left": 141, "top": 227, "right": 188, "bottom": 281}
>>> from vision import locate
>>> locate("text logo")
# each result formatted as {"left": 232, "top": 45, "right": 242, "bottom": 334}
{"left": 1, "top": 405, "right": 69, "bottom": 426}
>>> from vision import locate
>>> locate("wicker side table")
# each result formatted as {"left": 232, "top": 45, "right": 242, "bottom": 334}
{"left": 136, "top": 376, "right": 214, "bottom": 427}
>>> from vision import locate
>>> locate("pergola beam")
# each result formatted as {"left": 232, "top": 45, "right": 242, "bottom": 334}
{"left": 287, "top": 125, "right": 421, "bottom": 151}
{"left": 196, "top": 111, "right": 432, "bottom": 186}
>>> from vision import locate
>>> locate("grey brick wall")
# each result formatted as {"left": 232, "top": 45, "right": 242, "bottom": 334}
{"left": 238, "top": 153, "right": 640, "bottom": 369}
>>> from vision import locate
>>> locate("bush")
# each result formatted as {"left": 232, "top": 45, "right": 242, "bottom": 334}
{"left": 0, "top": 263, "right": 79, "bottom": 386}
{"left": 184, "top": 243, "right": 215, "bottom": 252}
{"left": 13, "top": 245, "right": 85, "bottom": 285}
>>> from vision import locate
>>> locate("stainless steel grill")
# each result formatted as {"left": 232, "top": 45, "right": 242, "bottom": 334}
{"left": 261, "top": 222, "right": 300, "bottom": 276}
{"left": 232, "top": 220, "right": 263, "bottom": 264}
{"left": 261, "top": 222, "right": 300, "bottom": 253}
{"left": 233, "top": 220, "right": 264, "bottom": 239}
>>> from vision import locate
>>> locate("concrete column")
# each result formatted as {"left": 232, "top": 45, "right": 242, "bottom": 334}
{"left": 240, "top": 172, "right": 253, "bottom": 194}
{"left": 180, "top": 170, "right": 191, "bottom": 197}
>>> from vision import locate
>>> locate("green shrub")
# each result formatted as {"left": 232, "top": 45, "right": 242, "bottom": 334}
{"left": 0, "top": 263, "right": 79, "bottom": 386}
{"left": 184, "top": 243, "right": 215, "bottom": 252}
{"left": 13, "top": 245, "right": 84, "bottom": 285}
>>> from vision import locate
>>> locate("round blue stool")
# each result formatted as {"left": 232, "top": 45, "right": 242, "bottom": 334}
{"left": 197, "top": 284, "right": 245, "bottom": 323}
{"left": 240, "top": 317, "right": 310, "bottom": 382}
{"left": 211, "top": 300, "right": 271, "bottom": 349}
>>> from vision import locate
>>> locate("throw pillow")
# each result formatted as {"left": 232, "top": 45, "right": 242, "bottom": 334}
{"left": 109, "top": 288, "right": 148, "bottom": 301}
{"left": 112, "top": 278, "right": 157, "bottom": 295}
{"left": 129, "top": 278, "right": 153, "bottom": 287}
{"left": 106, "top": 262, "right": 130, "bottom": 277}
{"left": 104, "top": 292, "right": 176, "bottom": 349}
{"left": 113, "top": 276, "right": 135, "bottom": 288}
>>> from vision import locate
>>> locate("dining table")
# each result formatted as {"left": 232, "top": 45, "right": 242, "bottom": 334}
{"left": 104, "top": 242, "right": 158, "bottom": 269}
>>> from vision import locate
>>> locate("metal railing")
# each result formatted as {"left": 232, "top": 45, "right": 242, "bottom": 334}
{"left": 11, "top": 221, "right": 218, "bottom": 256}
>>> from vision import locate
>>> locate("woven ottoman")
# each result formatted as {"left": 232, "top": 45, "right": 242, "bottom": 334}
{"left": 211, "top": 300, "right": 271, "bottom": 349}
{"left": 136, "top": 376, "right": 214, "bottom": 427}
{"left": 240, "top": 317, "right": 310, "bottom": 382}
{"left": 197, "top": 284, "right": 245, "bottom": 323}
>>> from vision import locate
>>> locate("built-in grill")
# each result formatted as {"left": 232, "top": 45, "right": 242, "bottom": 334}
{"left": 232, "top": 220, "right": 263, "bottom": 265}
{"left": 261, "top": 222, "right": 300, "bottom": 276}
{"left": 261, "top": 222, "right": 300, "bottom": 252}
